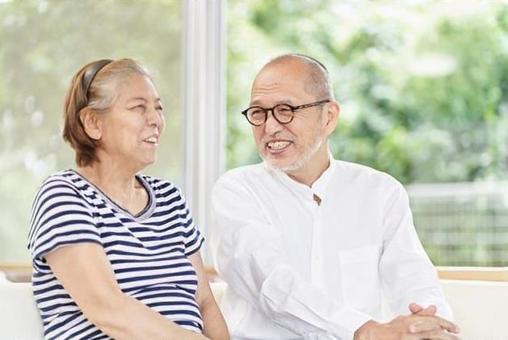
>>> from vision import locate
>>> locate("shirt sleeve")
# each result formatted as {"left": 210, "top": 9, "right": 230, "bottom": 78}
{"left": 379, "top": 179, "right": 453, "bottom": 320}
{"left": 175, "top": 187, "right": 204, "bottom": 257}
{"left": 211, "top": 173, "right": 372, "bottom": 339}
{"left": 27, "top": 178, "right": 101, "bottom": 272}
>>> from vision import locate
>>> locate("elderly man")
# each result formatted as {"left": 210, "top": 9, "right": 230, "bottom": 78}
{"left": 211, "top": 54, "right": 460, "bottom": 340}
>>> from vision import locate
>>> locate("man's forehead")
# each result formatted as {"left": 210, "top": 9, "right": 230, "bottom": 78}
{"left": 254, "top": 60, "right": 309, "bottom": 86}
{"left": 251, "top": 73, "right": 305, "bottom": 99}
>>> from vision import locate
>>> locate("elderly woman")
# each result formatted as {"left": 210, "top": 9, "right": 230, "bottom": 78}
{"left": 27, "top": 59, "right": 229, "bottom": 340}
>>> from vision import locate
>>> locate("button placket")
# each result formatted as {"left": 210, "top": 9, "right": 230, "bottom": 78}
{"left": 310, "top": 200, "right": 324, "bottom": 288}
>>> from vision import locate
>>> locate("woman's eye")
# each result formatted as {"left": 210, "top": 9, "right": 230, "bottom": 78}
{"left": 130, "top": 104, "right": 145, "bottom": 112}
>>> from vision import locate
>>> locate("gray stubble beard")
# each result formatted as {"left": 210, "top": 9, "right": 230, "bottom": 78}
{"left": 263, "top": 132, "right": 324, "bottom": 173}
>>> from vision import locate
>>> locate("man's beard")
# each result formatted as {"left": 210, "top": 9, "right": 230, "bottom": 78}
{"left": 263, "top": 133, "right": 323, "bottom": 173}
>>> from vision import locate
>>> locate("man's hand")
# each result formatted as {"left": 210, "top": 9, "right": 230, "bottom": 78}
{"left": 409, "top": 302, "right": 437, "bottom": 316}
{"left": 353, "top": 314, "right": 460, "bottom": 340}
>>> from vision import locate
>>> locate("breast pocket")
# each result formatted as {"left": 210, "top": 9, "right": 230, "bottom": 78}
{"left": 338, "top": 244, "right": 382, "bottom": 311}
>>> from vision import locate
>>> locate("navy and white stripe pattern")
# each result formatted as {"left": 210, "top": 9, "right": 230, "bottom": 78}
{"left": 27, "top": 170, "right": 204, "bottom": 339}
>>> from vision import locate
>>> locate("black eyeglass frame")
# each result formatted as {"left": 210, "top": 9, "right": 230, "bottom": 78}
{"left": 241, "top": 99, "right": 331, "bottom": 126}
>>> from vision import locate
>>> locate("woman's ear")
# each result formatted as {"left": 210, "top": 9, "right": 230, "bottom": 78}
{"left": 79, "top": 109, "right": 102, "bottom": 140}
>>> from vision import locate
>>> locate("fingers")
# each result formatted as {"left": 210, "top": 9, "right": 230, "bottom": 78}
{"left": 409, "top": 319, "right": 442, "bottom": 333}
{"left": 412, "top": 328, "right": 461, "bottom": 340}
{"left": 418, "top": 305, "right": 437, "bottom": 316}
{"left": 409, "top": 303, "right": 423, "bottom": 314}
{"left": 386, "top": 314, "right": 461, "bottom": 340}
{"left": 425, "top": 305, "right": 437, "bottom": 315}
{"left": 409, "top": 303, "right": 437, "bottom": 316}
{"left": 407, "top": 315, "right": 460, "bottom": 334}
{"left": 433, "top": 315, "right": 460, "bottom": 334}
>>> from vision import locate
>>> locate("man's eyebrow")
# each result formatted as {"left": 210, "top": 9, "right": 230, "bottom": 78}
{"left": 249, "top": 99, "right": 294, "bottom": 106}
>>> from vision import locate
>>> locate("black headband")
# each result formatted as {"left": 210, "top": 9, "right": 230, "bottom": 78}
{"left": 81, "top": 59, "right": 113, "bottom": 100}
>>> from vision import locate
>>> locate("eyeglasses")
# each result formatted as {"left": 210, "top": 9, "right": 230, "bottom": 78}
{"left": 241, "top": 99, "right": 330, "bottom": 126}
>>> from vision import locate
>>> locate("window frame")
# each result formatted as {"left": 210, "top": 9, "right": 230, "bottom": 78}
{"left": 182, "top": 0, "right": 226, "bottom": 262}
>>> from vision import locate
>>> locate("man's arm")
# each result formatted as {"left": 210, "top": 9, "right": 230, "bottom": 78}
{"left": 355, "top": 179, "right": 460, "bottom": 339}
{"left": 379, "top": 180, "right": 453, "bottom": 319}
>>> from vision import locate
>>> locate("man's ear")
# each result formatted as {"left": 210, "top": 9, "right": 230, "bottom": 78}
{"left": 79, "top": 109, "right": 102, "bottom": 140}
{"left": 323, "top": 101, "right": 340, "bottom": 135}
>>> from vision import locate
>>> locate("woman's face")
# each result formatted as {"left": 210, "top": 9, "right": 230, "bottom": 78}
{"left": 97, "top": 73, "right": 165, "bottom": 171}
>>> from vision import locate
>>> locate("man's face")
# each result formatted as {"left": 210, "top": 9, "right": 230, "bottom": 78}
{"left": 249, "top": 62, "right": 330, "bottom": 173}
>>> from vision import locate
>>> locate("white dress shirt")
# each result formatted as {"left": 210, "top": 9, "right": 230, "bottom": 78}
{"left": 211, "top": 159, "right": 452, "bottom": 340}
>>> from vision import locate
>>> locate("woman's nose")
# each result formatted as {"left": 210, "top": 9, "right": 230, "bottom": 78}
{"left": 147, "top": 108, "right": 164, "bottom": 127}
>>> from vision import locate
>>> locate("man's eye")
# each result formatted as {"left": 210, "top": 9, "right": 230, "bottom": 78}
{"left": 277, "top": 107, "right": 292, "bottom": 115}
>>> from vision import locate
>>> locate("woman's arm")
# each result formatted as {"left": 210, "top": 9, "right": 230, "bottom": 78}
{"left": 188, "top": 251, "right": 229, "bottom": 340}
{"left": 45, "top": 243, "right": 208, "bottom": 340}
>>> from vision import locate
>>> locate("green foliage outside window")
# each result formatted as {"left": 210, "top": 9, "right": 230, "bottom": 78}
{"left": 227, "top": 0, "right": 508, "bottom": 266}
{"left": 227, "top": 0, "right": 508, "bottom": 184}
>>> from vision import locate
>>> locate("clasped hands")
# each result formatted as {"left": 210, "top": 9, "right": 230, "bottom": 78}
{"left": 354, "top": 303, "right": 460, "bottom": 340}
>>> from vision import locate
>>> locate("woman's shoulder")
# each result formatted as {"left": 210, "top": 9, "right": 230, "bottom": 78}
{"left": 37, "top": 169, "right": 85, "bottom": 193}
{"left": 138, "top": 174, "right": 182, "bottom": 197}
{"left": 30, "top": 170, "right": 94, "bottom": 212}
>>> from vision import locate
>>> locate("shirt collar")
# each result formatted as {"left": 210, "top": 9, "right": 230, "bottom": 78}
{"left": 264, "top": 153, "right": 336, "bottom": 202}
{"left": 312, "top": 154, "right": 336, "bottom": 200}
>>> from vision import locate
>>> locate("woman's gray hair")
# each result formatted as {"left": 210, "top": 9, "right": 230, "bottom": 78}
{"left": 88, "top": 59, "right": 152, "bottom": 111}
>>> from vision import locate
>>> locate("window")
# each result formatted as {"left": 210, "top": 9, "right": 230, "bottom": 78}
{"left": 0, "top": 0, "right": 184, "bottom": 263}
{"left": 226, "top": 0, "right": 508, "bottom": 266}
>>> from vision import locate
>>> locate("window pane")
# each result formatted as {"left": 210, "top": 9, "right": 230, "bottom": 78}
{"left": 227, "top": 0, "right": 508, "bottom": 266}
{"left": 0, "top": 0, "right": 183, "bottom": 263}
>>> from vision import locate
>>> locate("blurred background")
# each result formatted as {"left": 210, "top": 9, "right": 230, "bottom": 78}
{"left": 1, "top": 0, "right": 508, "bottom": 267}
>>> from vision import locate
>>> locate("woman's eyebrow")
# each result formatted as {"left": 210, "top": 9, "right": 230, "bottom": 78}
{"left": 127, "top": 97, "right": 148, "bottom": 103}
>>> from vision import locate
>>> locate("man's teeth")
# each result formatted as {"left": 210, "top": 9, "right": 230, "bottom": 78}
{"left": 145, "top": 137, "right": 158, "bottom": 143}
{"left": 267, "top": 141, "right": 290, "bottom": 150}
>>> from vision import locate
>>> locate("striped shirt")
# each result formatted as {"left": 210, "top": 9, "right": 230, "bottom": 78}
{"left": 27, "top": 169, "right": 204, "bottom": 339}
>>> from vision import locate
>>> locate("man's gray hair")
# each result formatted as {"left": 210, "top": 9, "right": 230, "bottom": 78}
{"left": 265, "top": 53, "right": 334, "bottom": 100}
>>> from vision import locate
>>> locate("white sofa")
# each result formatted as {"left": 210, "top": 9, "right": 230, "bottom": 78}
{"left": 0, "top": 280, "right": 228, "bottom": 340}
{"left": 1, "top": 277, "right": 507, "bottom": 340}
{"left": 0, "top": 280, "right": 44, "bottom": 340}
{"left": 440, "top": 279, "right": 508, "bottom": 340}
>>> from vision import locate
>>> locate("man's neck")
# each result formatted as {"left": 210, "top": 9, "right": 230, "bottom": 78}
{"left": 286, "top": 149, "right": 331, "bottom": 187}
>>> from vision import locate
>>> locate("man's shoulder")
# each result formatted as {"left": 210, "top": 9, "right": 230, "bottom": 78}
{"left": 213, "top": 163, "right": 274, "bottom": 198}
{"left": 217, "top": 163, "right": 266, "bottom": 182}
{"left": 334, "top": 160, "right": 402, "bottom": 188}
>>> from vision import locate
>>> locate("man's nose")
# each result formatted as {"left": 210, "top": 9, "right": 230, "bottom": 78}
{"left": 263, "top": 110, "right": 283, "bottom": 135}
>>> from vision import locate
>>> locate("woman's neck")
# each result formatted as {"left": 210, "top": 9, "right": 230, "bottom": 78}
{"left": 76, "top": 161, "right": 146, "bottom": 215}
